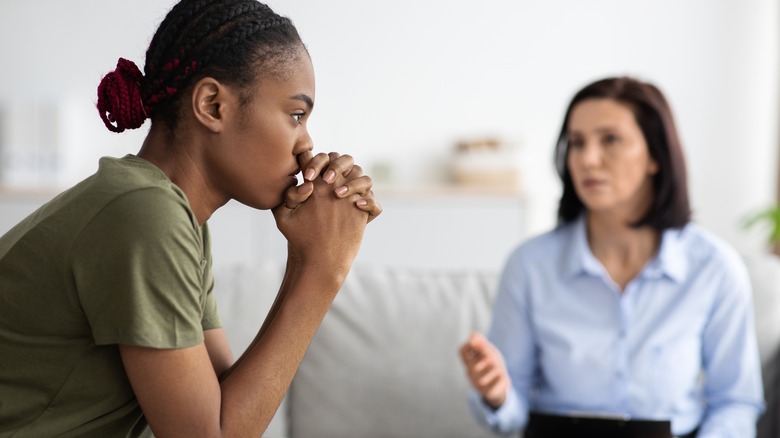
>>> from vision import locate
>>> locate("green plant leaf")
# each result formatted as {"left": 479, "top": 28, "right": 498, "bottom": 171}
{"left": 743, "top": 205, "right": 780, "bottom": 244}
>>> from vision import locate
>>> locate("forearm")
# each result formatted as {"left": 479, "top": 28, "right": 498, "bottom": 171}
{"left": 219, "top": 248, "right": 301, "bottom": 382}
{"left": 216, "top": 264, "right": 345, "bottom": 436}
{"left": 210, "top": 164, "right": 364, "bottom": 435}
{"left": 256, "top": 247, "right": 302, "bottom": 340}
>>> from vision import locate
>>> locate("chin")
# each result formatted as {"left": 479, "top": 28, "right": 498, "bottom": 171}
{"left": 259, "top": 197, "right": 282, "bottom": 210}
{"left": 580, "top": 199, "right": 615, "bottom": 213}
{"left": 234, "top": 193, "right": 277, "bottom": 211}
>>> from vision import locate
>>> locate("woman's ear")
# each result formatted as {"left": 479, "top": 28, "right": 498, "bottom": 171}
{"left": 191, "top": 77, "right": 226, "bottom": 133}
{"left": 648, "top": 157, "right": 660, "bottom": 175}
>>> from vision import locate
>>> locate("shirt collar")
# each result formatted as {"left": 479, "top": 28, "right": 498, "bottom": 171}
{"left": 561, "top": 215, "right": 603, "bottom": 279}
{"left": 561, "top": 215, "right": 689, "bottom": 283}
{"left": 646, "top": 226, "right": 689, "bottom": 283}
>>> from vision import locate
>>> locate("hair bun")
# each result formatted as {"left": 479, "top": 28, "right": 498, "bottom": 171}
{"left": 96, "top": 58, "right": 147, "bottom": 133}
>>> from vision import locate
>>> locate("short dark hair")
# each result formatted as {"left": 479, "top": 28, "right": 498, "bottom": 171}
{"left": 97, "top": 0, "right": 303, "bottom": 133}
{"left": 553, "top": 76, "right": 691, "bottom": 230}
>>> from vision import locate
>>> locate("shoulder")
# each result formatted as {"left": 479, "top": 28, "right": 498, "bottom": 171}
{"left": 679, "top": 223, "right": 745, "bottom": 270}
{"left": 80, "top": 188, "right": 200, "bottom": 252}
{"left": 83, "top": 156, "right": 197, "bottom": 233}
{"left": 69, "top": 158, "right": 201, "bottom": 255}
{"left": 506, "top": 222, "right": 575, "bottom": 265}
{"left": 102, "top": 187, "right": 194, "bottom": 226}
{"left": 499, "top": 221, "right": 576, "bottom": 284}
{"left": 673, "top": 223, "right": 750, "bottom": 289}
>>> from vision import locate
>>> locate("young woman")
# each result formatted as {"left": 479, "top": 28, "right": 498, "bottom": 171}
{"left": 460, "top": 77, "right": 764, "bottom": 437}
{"left": 0, "top": 1, "right": 381, "bottom": 436}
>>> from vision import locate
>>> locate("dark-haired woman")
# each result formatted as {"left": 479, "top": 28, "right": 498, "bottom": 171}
{"left": 460, "top": 77, "right": 764, "bottom": 437}
{"left": 0, "top": 1, "right": 380, "bottom": 436}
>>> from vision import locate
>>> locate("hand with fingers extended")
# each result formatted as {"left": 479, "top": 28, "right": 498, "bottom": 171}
{"left": 272, "top": 151, "right": 379, "bottom": 277}
{"left": 460, "top": 331, "right": 511, "bottom": 410}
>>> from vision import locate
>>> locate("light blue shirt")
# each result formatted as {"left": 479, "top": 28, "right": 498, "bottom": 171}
{"left": 470, "top": 216, "right": 764, "bottom": 437}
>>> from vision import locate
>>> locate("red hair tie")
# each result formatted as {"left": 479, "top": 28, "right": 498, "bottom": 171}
{"left": 96, "top": 58, "right": 147, "bottom": 133}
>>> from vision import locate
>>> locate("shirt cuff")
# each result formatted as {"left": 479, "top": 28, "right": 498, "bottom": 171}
{"left": 469, "top": 385, "right": 526, "bottom": 434}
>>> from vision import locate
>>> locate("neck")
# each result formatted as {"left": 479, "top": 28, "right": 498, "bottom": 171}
{"left": 137, "top": 124, "right": 227, "bottom": 225}
{"left": 586, "top": 212, "right": 659, "bottom": 258}
{"left": 586, "top": 212, "right": 660, "bottom": 290}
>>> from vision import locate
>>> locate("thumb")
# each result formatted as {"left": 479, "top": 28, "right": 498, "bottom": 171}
{"left": 469, "top": 332, "right": 495, "bottom": 356}
{"left": 470, "top": 331, "right": 487, "bottom": 348}
{"left": 272, "top": 182, "right": 314, "bottom": 218}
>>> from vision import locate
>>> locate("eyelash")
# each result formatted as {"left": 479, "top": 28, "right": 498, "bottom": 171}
{"left": 292, "top": 112, "right": 305, "bottom": 123}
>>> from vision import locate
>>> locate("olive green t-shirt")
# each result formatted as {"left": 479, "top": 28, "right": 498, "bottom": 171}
{"left": 0, "top": 155, "right": 221, "bottom": 437}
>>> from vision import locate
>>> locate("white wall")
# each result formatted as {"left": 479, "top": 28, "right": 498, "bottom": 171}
{"left": 0, "top": 0, "right": 778, "bottom": 254}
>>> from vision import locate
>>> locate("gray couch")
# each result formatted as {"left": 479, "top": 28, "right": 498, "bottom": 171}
{"left": 214, "top": 253, "right": 780, "bottom": 438}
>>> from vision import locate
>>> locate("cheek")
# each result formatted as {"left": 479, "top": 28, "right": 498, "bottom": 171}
{"left": 566, "top": 152, "right": 579, "bottom": 176}
{"left": 619, "top": 165, "right": 653, "bottom": 194}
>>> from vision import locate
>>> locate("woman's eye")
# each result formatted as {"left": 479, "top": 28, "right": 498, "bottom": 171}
{"left": 292, "top": 113, "right": 305, "bottom": 123}
{"left": 604, "top": 134, "right": 619, "bottom": 145}
{"left": 568, "top": 138, "right": 584, "bottom": 148}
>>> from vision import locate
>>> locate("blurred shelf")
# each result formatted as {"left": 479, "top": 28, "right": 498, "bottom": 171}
{"left": 0, "top": 183, "right": 529, "bottom": 271}
{"left": 0, "top": 186, "right": 62, "bottom": 198}
{"left": 373, "top": 184, "right": 525, "bottom": 200}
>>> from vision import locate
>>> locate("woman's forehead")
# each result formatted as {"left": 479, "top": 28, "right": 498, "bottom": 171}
{"left": 569, "top": 99, "right": 637, "bottom": 130}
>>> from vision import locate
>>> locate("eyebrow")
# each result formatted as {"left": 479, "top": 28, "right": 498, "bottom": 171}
{"left": 290, "top": 94, "right": 314, "bottom": 110}
{"left": 567, "top": 126, "right": 618, "bottom": 136}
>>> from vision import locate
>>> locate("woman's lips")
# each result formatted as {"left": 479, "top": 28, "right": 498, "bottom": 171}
{"left": 287, "top": 168, "right": 301, "bottom": 185}
{"left": 582, "top": 178, "right": 605, "bottom": 189}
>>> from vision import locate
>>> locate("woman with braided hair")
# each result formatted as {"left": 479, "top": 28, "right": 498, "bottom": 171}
{"left": 0, "top": 1, "right": 381, "bottom": 436}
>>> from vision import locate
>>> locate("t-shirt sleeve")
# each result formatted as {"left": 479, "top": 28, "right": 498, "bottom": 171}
{"left": 201, "top": 289, "right": 221, "bottom": 331}
{"left": 200, "top": 245, "right": 222, "bottom": 331}
{"left": 70, "top": 188, "right": 212, "bottom": 349}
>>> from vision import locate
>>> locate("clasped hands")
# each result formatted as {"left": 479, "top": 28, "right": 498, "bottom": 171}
{"left": 272, "top": 151, "right": 382, "bottom": 269}
{"left": 278, "top": 151, "right": 381, "bottom": 220}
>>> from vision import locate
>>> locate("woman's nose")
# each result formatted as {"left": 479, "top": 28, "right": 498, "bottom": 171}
{"left": 579, "top": 142, "right": 601, "bottom": 167}
{"left": 295, "top": 132, "right": 314, "bottom": 156}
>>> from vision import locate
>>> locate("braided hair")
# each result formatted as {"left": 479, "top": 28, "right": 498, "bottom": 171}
{"left": 96, "top": 0, "right": 303, "bottom": 133}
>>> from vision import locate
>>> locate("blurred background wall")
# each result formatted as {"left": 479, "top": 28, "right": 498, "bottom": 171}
{"left": 0, "top": 0, "right": 777, "bottom": 267}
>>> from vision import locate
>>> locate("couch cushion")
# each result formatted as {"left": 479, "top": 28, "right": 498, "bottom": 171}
{"left": 288, "top": 265, "right": 502, "bottom": 438}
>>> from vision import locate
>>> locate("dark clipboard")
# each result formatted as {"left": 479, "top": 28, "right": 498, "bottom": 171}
{"left": 523, "top": 412, "right": 673, "bottom": 438}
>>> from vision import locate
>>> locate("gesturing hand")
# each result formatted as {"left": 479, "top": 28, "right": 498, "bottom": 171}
{"left": 460, "top": 331, "right": 511, "bottom": 410}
